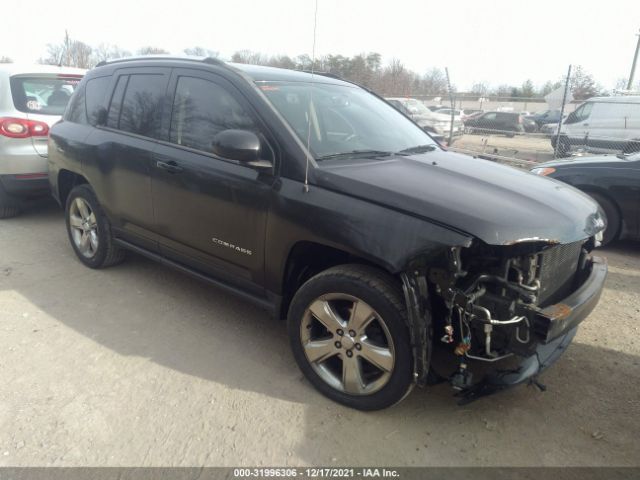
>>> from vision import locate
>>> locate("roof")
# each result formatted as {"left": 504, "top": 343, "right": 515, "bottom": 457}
{"left": 231, "top": 63, "right": 348, "bottom": 85}
{"left": 585, "top": 96, "right": 640, "bottom": 103}
{"left": 0, "top": 63, "right": 86, "bottom": 77}
{"left": 92, "top": 55, "right": 350, "bottom": 85}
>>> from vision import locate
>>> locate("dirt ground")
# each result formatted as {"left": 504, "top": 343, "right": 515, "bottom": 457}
{"left": 1, "top": 201, "right": 639, "bottom": 467}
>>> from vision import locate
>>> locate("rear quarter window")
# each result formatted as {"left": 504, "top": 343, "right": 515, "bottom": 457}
{"left": 85, "top": 76, "right": 111, "bottom": 126}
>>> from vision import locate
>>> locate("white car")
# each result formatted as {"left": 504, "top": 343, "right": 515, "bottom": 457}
{"left": 386, "top": 98, "right": 463, "bottom": 139}
{"left": 0, "top": 64, "right": 85, "bottom": 217}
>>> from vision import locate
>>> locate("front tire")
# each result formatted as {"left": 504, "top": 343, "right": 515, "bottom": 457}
{"left": 589, "top": 192, "right": 621, "bottom": 246}
{"left": 288, "top": 264, "right": 413, "bottom": 410}
{"left": 65, "top": 184, "right": 125, "bottom": 268}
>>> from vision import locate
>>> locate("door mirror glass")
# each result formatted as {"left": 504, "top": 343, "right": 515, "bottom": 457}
{"left": 212, "top": 129, "right": 270, "bottom": 168}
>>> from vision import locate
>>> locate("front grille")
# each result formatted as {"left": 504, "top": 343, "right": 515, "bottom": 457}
{"left": 537, "top": 241, "right": 584, "bottom": 306}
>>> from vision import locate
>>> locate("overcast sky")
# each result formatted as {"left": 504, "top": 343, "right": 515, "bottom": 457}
{"left": 4, "top": 0, "right": 639, "bottom": 89}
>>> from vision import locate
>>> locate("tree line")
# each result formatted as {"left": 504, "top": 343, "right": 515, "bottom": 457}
{"left": 0, "top": 32, "right": 624, "bottom": 100}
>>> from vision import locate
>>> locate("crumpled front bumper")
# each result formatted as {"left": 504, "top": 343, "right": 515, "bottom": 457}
{"left": 458, "top": 256, "right": 607, "bottom": 403}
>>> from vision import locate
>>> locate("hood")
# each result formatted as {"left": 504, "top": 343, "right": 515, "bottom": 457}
{"left": 314, "top": 151, "right": 604, "bottom": 246}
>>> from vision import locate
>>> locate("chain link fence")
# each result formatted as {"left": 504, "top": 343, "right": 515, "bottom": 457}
{"left": 385, "top": 65, "right": 640, "bottom": 169}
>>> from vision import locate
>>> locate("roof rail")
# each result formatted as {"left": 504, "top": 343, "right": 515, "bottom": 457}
{"left": 95, "top": 55, "right": 226, "bottom": 68}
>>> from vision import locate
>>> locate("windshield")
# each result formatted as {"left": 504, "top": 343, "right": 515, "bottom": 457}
{"left": 260, "top": 83, "right": 436, "bottom": 160}
{"left": 10, "top": 75, "right": 82, "bottom": 115}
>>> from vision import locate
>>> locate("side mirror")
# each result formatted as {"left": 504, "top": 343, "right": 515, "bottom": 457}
{"left": 212, "top": 129, "right": 272, "bottom": 170}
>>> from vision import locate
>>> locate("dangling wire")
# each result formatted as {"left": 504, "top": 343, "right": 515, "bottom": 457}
{"left": 303, "top": 0, "right": 319, "bottom": 193}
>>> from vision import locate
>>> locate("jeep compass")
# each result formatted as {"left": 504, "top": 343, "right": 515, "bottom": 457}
{"left": 48, "top": 56, "right": 607, "bottom": 410}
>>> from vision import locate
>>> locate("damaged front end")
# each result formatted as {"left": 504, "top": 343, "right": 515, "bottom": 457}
{"left": 402, "top": 236, "right": 607, "bottom": 404}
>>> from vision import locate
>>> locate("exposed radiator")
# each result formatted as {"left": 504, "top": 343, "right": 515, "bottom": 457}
{"left": 537, "top": 241, "right": 584, "bottom": 306}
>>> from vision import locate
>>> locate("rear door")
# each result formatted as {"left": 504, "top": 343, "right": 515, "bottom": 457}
{"left": 83, "top": 67, "right": 170, "bottom": 252}
{"left": 151, "top": 68, "right": 277, "bottom": 294}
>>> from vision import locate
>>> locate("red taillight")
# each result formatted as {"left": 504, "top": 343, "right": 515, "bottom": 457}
{"left": 0, "top": 117, "right": 49, "bottom": 138}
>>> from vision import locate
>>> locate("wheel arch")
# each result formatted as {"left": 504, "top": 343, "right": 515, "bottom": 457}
{"left": 574, "top": 184, "right": 623, "bottom": 219}
{"left": 57, "top": 169, "right": 89, "bottom": 208}
{"left": 279, "top": 240, "right": 395, "bottom": 320}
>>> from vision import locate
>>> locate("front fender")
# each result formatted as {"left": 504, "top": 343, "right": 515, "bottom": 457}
{"left": 264, "top": 178, "right": 473, "bottom": 293}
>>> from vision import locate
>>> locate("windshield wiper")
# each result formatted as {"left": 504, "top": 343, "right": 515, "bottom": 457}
{"left": 316, "top": 150, "right": 394, "bottom": 161}
{"left": 396, "top": 144, "right": 437, "bottom": 155}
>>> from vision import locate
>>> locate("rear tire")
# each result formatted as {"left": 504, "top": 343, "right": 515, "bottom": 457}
{"left": 0, "top": 183, "right": 21, "bottom": 219}
{"left": 65, "top": 184, "right": 125, "bottom": 268}
{"left": 589, "top": 192, "right": 621, "bottom": 246}
{"left": 288, "top": 264, "right": 414, "bottom": 410}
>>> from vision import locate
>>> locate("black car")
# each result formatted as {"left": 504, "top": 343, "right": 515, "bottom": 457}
{"left": 532, "top": 153, "right": 640, "bottom": 245}
{"left": 530, "top": 109, "right": 562, "bottom": 129}
{"left": 48, "top": 57, "right": 607, "bottom": 410}
{"left": 463, "top": 111, "right": 525, "bottom": 137}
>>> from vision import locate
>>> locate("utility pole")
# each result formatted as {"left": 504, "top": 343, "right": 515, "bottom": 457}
{"left": 445, "top": 67, "right": 455, "bottom": 146}
{"left": 628, "top": 29, "right": 640, "bottom": 90}
{"left": 554, "top": 65, "right": 572, "bottom": 158}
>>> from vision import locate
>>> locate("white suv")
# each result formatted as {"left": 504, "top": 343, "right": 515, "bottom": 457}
{"left": 0, "top": 64, "right": 84, "bottom": 217}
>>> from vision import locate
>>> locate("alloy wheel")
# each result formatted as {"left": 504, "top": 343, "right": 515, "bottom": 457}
{"left": 300, "top": 293, "right": 395, "bottom": 395}
{"left": 69, "top": 197, "right": 99, "bottom": 258}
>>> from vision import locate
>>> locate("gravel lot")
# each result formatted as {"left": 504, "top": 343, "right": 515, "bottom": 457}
{"left": 1, "top": 201, "right": 639, "bottom": 467}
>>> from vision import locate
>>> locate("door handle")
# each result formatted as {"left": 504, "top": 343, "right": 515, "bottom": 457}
{"left": 156, "top": 160, "right": 184, "bottom": 174}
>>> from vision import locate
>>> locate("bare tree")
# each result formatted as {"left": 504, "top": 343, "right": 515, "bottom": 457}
{"left": 231, "top": 50, "right": 267, "bottom": 65}
{"left": 421, "top": 68, "right": 448, "bottom": 95}
{"left": 184, "top": 47, "right": 219, "bottom": 57}
{"left": 0, "top": 56, "right": 12, "bottom": 63}
{"left": 137, "top": 46, "right": 169, "bottom": 55}
{"left": 93, "top": 44, "right": 131, "bottom": 64}
{"left": 39, "top": 31, "right": 93, "bottom": 68}
{"left": 568, "top": 65, "right": 600, "bottom": 100}
{"left": 470, "top": 82, "right": 489, "bottom": 97}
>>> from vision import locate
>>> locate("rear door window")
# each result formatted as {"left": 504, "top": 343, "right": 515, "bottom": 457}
{"left": 117, "top": 74, "right": 167, "bottom": 139}
{"left": 10, "top": 75, "right": 82, "bottom": 115}
{"left": 85, "top": 76, "right": 111, "bottom": 126}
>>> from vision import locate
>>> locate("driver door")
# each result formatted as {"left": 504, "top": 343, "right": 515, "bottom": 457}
{"left": 151, "top": 68, "right": 277, "bottom": 294}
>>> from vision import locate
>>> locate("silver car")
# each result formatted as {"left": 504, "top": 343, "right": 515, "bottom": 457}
{"left": 0, "top": 64, "right": 84, "bottom": 218}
